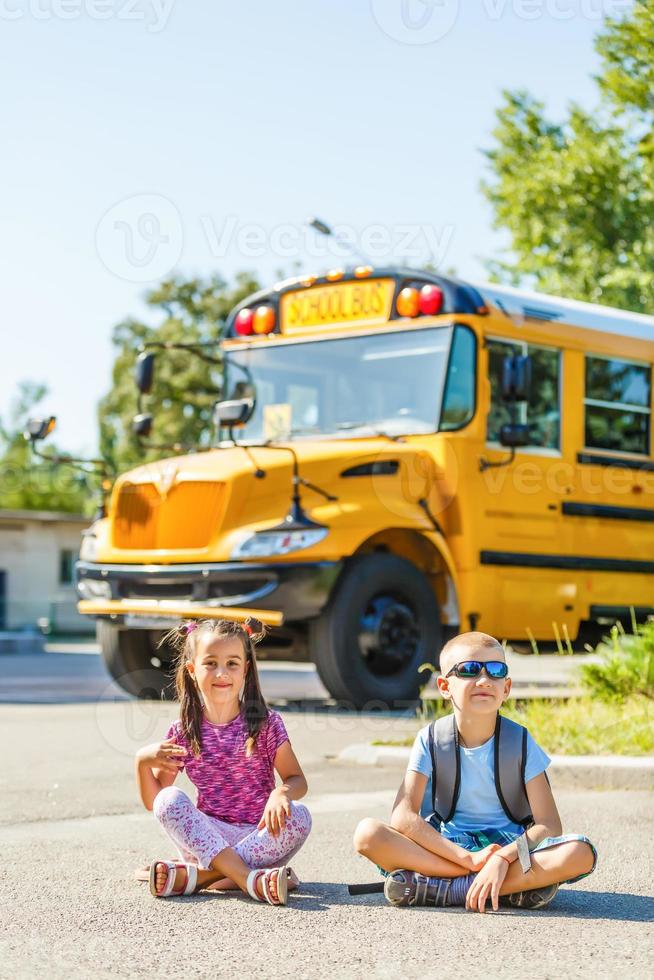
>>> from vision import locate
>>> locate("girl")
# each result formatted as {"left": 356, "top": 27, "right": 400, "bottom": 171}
{"left": 134, "top": 616, "right": 312, "bottom": 906}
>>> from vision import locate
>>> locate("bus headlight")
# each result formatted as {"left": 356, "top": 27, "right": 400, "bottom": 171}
{"left": 79, "top": 531, "right": 98, "bottom": 562}
{"left": 231, "top": 527, "right": 328, "bottom": 559}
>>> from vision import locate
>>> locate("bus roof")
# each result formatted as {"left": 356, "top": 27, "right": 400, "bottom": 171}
{"left": 471, "top": 280, "right": 654, "bottom": 344}
{"left": 225, "top": 266, "right": 654, "bottom": 345}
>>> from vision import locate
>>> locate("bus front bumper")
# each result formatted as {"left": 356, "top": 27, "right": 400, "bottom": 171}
{"left": 75, "top": 559, "right": 343, "bottom": 629}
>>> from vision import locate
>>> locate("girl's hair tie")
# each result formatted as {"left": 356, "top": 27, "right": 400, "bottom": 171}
{"left": 185, "top": 622, "right": 198, "bottom": 634}
{"left": 244, "top": 623, "right": 253, "bottom": 636}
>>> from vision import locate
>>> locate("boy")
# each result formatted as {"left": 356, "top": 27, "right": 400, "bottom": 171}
{"left": 353, "top": 632, "right": 597, "bottom": 912}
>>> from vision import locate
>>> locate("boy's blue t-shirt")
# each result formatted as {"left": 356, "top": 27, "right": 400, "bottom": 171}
{"left": 408, "top": 720, "right": 551, "bottom": 837}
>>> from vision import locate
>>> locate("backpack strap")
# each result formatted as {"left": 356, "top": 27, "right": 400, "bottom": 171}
{"left": 428, "top": 714, "right": 460, "bottom": 825}
{"left": 493, "top": 714, "right": 533, "bottom": 828}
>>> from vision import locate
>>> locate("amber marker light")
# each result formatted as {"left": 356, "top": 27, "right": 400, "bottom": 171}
{"left": 326, "top": 269, "right": 344, "bottom": 281}
{"left": 253, "top": 305, "right": 276, "bottom": 334}
{"left": 354, "top": 265, "right": 373, "bottom": 278}
{"left": 396, "top": 287, "right": 420, "bottom": 318}
{"left": 235, "top": 308, "right": 255, "bottom": 335}
{"left": 301, "top": 274, "right": 317, "bottom": 287}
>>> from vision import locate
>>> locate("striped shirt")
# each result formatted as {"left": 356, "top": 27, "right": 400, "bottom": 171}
{"left": 165, "top": 710, "right": 289, "bottom": 825}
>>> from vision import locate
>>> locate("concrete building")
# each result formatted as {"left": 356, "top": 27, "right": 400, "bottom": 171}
{"left": 0, "top": 509, "right": 90, "bottom": 634}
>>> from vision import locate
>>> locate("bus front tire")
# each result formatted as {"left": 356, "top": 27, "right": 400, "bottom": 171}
{"left": 97, "top": 621, "right": 176, "bottom": 700}
{"left": 309, "top": 553, "right": 441, "bottom": 709}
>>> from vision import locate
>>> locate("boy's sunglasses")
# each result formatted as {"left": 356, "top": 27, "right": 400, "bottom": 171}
{"left": 445, "top": 660, "right": 509, "bottom": 679}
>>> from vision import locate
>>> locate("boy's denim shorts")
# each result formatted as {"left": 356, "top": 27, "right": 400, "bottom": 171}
{"left": 439, "top": 827, "right": 598, "bottom": 885}
{"left": 378, "top": 825, "right": 597, "bottom": 885}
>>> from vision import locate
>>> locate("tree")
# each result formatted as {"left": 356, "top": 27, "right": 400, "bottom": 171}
{"left": 482, "top": 1, "right": 654, "bottom": 313}
{"left": 98, "top": 272, "right": 259, "bottom": 475}
{"left": 0, "top": 381, "right": 90, "bottom": 513}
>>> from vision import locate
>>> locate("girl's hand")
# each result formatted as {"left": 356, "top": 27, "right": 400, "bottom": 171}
{"left": 258, "top": 788, "right": 291, "bottom": 837}
{"left": 466, "top": 842, "right": 502, "bottom": 873}
{"left": 136, "top": 738, "right": 187, "bottom": 773}
{"left": 465, "top": 853, "right": 510, "bottom": 913}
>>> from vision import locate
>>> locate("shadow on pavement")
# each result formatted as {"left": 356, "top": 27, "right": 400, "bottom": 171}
{"left": 552, "top": 889, "right": 654, "bottom": 922}
{"left": 282, "top": 887, "right": 654, "bottom": 921}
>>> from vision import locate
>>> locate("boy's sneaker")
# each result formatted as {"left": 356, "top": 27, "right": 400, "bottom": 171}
{"left": 502, "top": 883, "right": 559, "bottom": 910}
{"left": 384, "top": 870, "right": 475, "bottom": 907}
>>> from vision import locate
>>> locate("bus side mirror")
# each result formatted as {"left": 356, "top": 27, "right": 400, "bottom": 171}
{"left": 132, "top": 413, "right": 153, "bottom": 438}
{"left": 214, "top": 398, "right": 254, "bottom": 428}
{"left": 499, "top": 424, "right": 530, "bottom": 448}
{"left": 501, "top": 355, "right": 531, "bottom": 402}
{"left": 24, "top": 416, "right": 57, "bottom": 442}
{"left": 135, "top": 352, "right": 155, "bottom": 394}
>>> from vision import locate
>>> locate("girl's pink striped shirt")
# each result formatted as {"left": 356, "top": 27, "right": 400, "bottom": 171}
{"left": 165, "top": 710, "right": 289, "bottom": 825}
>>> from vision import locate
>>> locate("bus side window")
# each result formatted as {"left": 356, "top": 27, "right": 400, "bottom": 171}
{"left": 440, "top": 326, "right": 476, "bottom": 431}
{"left": 584, "top": 355, "right": 651, "bottom": 455}
{"left": 487, "top": 339, "right": 560, "bottom": 450}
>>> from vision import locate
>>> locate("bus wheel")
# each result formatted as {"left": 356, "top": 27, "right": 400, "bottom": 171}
{"left": 309, "top": 553, "right": 441, "bottom": 709}
{"left": 97, "top": 621, "right": 176, "bottom": 700}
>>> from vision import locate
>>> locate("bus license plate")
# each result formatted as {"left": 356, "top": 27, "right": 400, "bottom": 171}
{"left": 124, "top": 614, "right": 179, "bottom": 630}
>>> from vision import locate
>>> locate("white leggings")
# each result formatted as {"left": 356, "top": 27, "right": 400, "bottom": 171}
{"left": 153, "top": 786, "right": 312, "bottom": 870}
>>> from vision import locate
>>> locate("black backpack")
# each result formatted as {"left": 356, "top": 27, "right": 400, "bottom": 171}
{"left": 427, "top": 712, "right": 534, "bottom": 829}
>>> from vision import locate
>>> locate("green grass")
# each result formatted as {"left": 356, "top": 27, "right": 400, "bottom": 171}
{"left": 376, "top": 696, "right": 653, "bottom": 756}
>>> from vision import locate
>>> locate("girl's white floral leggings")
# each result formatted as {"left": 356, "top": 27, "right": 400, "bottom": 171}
{"left": 153, "top": 786, "right": 312, "bottom": 869}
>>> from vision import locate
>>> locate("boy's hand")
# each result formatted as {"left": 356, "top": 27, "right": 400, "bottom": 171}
{"left": 465, "top": 853, "right": 509, "bottom": 913}
{"left": 258, "top": 788, "right": 291, "bottom": 837}
{"left": 466, "top": 843, "right": 502, "bottom": 873}
{"left": 136, "top": 738, "right": 187, "bottom": 773}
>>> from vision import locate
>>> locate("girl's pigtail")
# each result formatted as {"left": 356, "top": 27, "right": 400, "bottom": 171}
{"left": 241, "top": 617, "right": 269, "bottom": 757}
{"left": 244, "top": 615, "right": 267, "bottom": 643}
{"left": 179, "top": 665, "right": 204, "bottom": 759}
{"left": 160, "top": 620, "right": 205, "bottom": 758}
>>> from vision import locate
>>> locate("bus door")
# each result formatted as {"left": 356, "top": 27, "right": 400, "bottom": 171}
{"left": 476, "top": 337, "right": 567, "bottom": 640}
{"left": 567, "top": 351, "right": 654, "bottom": 624}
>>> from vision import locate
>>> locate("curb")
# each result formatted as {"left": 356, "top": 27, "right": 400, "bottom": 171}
{"left": 338, "top": 743, "right": 654, "bottom": 791}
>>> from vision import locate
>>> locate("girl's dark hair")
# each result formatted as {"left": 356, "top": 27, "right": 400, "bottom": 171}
{"left": 159, "top": 617, "right": 268, "bottom": 759}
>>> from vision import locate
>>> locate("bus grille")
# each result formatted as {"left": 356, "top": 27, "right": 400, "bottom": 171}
{"left": 113, "top": 481, "right": 225, "bottom": 550}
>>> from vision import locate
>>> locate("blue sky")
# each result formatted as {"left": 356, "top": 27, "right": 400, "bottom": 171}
{"left": 1, "top": 0, "right": 627, "bottom": 453}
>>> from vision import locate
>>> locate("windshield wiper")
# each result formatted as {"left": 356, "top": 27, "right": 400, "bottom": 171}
{"left": 334, "top": 422, "right": 405, "bottom": 442}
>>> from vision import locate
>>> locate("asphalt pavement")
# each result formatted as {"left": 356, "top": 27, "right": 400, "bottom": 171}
{"left": 0, "top": 646, "right": 652, "bottom": 978}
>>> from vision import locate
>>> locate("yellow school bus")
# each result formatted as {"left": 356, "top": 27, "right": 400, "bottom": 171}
{"left": 76, "top": 266, "right": 654, "bottom": 707}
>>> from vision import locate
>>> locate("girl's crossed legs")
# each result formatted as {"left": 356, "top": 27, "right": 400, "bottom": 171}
{"left": 152, "top": 786, "right": 312, "bottom": 897}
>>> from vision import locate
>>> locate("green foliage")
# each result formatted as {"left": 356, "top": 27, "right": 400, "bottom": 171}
{"left": 482, "top": 3, "right": 654, "bottom": 312}
{"left": 597, "top": 0, "right": 654, "bottom": 122}
{"left": 0, "top": 381, "right": 90, "bottom": 514}
{"left": 380, "top": 696, "right": 653, "bottom": 756}
{"left": 579, "top": 619, "right": 654, "bottom": 703}
{"left": 98, "top": 272, "right": 259, "bottom": 474}
{"left": 501, "top": 695, "right": 653, "bottom": 756}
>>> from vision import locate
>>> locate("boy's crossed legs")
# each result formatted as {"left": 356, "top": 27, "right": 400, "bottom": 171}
{"left": 354, "top": 818, "right": 596, "bottom": 911}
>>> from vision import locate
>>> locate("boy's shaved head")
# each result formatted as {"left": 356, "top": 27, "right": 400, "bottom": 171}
{"left": 439, "top": 631, "right": 505, "bottom": 675}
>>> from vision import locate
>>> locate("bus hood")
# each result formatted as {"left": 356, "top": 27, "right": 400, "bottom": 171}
{"left": 96, "top": 438, "right": 440, "bottom": 563}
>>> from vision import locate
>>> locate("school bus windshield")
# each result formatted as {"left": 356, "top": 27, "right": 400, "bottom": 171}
{"left": 224, "top": 325, "right": 461, "bottom": 442}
